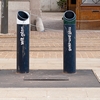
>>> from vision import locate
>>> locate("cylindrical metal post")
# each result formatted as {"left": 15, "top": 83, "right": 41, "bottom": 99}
{"left": 1, "top": 0, "right": 8, "bottom": 33}
{"left": 63, "top": 10, "right": 76, "bottom": 73}
{"left": 17, "top": 11, "right": 30, "bottom": 73}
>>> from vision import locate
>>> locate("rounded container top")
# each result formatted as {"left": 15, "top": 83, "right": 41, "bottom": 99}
{"left": 17, "top": 11, "right": 30, "bottom": 24}
{"left": 63, "top": 10, "right": 76, "bottom": 25}
{"left": 18, "top": 11, "right": 28, "bottom": 21}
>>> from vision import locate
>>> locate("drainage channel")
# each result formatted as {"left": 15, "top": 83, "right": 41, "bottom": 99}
{"left": 24, "top": 78, "right": 69, "bottom": 81}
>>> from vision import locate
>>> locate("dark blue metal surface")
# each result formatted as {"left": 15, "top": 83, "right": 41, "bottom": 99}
{"left": 63, "top": 10, "right": 76, "bottom": 73}
{"left": 17, "top": 25, "right": 29, "bottom": 73}
{"left": 17, "top": 11, "right": 29, "bottom": 73}
{"left": 63, "top": 25, "right": 76, "bottom": 73}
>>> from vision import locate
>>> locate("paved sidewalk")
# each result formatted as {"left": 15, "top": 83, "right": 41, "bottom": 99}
{"left": 0, "top": 58, "right": 100, "bottom": 100}
{"left": 0, "top": 11, "right": 100, "bottom": 99}
{"left": 0, "top": 30, "right": 100, "bottom": 99}
{"left": 0, "top": 30, "right": 100, "bottom": 58}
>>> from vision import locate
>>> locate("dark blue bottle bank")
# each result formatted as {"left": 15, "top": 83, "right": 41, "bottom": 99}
{"left": 63, "top": 10, "right": 76, "bottom": 73}
{"left": 17, "top": 11, "right": 30, "bottom": 73}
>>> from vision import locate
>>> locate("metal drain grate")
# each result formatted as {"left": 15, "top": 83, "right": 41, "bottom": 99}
{"left": 24, "top": 79, "right": 69, "bottom": 81}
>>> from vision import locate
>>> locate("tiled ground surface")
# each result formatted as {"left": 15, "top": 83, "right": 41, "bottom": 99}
{"left": 0, "top": 30, "right": 100, "bottom": 100}
{"left": 0, "top": 12, "right": 100, "bottom": 100}
{"left": 0, "top": 30, "right": 100, "bottom": 58}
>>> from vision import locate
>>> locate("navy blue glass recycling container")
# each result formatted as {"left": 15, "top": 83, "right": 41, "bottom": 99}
{"left": 17, "top": 11, "right": 30, "bottom": 73}
{"left": 63, "top": 10, "right": 76, "bottom": 73}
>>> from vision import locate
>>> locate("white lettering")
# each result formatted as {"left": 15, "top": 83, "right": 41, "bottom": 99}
{"left": 20, "top": 26, "right": 25, "bottom": 45}
{"left": 68, "top": 27, "right": 72, "bottom": 51}
{"left": 68, "top": 27, "right": 72, "bottom": 35}
{"left": 20, "top": 38, "right": 24, "bottom": 45}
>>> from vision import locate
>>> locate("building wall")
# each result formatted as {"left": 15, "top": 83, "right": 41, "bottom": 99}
{"left": 41, "top": 0, "right": 60, "bottom": 11}
{"left": 0, "top": 1, "right": 30, "bottom": 33}
{"left": 0, "top": 0, "right": 60, "bottom": 33}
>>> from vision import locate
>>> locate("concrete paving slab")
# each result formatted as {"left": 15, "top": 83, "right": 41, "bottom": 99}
{"left": 0, "top": 58, "right": 100, "bottom": 82}
{"left": 27, "top": 98, "right": 48, "bottom": 100}
{"left": 86, "top": 89, "right": 100, "bottom": 98}
{"left": 46, "top": 98, "right": 69, "bottom": 100}
{"left": 89, "top": 98, "right": 100, "bottom": 100}
{"left": 0, "top": 69, "right": 99, "bottom": 87}
{"left": 93, "top": 69, "right": 100, "bottom": 82}
{"left": 0, "top": 98, "right": 26, "bottom": 100}
{"left": 0, "top": 88, "right": 100, "bottom": 99}
{"left": 47, "top": 89, "right": 87, "bottom": 98}
{"left": 69, "top": 99, "right": 89, "bottom": 100}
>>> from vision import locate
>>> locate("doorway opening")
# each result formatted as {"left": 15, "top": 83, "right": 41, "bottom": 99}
{"left": 67, "top": 0, "right": 76, "bottom": 13}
